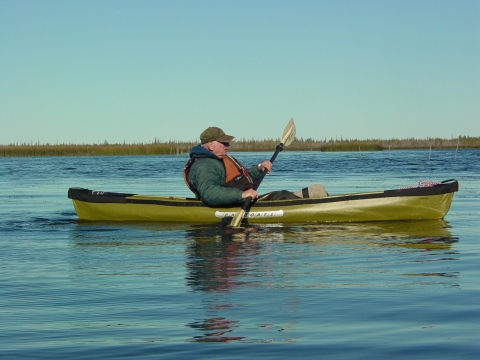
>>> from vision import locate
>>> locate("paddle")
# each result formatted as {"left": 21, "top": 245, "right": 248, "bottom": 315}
{"left": 229, "top": 118, "right": 296, "bottom": 227}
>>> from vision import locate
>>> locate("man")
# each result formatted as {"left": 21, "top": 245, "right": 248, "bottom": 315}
{"left": 184, "top": 126, "right": 327, "bottom": 207}
{"left": 184, "top": 126, "right": 275, "bottom": 206}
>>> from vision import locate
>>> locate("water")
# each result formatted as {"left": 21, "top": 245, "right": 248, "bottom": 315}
{"left": 1, "top": 149, "right": 479, "bottom": 359}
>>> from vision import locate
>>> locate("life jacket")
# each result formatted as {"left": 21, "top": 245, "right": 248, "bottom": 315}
{"left": 183, "top": 155, "right": 255, "bottom": 199}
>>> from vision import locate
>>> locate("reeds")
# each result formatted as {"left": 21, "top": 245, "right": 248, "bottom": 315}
{"left": 0, "top": 142, "right": 195, "bottom": 157}
{"left": 319, "top": 143, "right": 383, "bottom": 152}
{"left": 2, "top": 136, "right": 479, "bottom": 157}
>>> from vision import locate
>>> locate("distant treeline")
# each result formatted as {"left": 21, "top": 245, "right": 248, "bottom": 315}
{"left": 1, "top": 136, "right": 479, "bottom": 157}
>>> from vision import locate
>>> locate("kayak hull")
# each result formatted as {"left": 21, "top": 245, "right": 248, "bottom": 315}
{"left": 68, "top": 180, "right": 458, "bottom": 223}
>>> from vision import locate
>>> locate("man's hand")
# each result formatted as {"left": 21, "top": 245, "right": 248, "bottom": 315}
{"left": 242, "top": 189, "right": 258, "bottom": 199}
{"left": 259, "top": 160, "right": 272, "bottom": 174}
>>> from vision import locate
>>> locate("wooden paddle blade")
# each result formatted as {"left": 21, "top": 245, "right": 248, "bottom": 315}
{"left": 230, "top": 208, "right": 246, "bottom": 228}
{"left": 281, "top": 118, "right": 296, "bottom": 146}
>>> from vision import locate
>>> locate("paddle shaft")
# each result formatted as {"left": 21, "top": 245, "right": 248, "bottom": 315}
{"left": 229, "top": 118, "right": 295, "bottom": 227}
{"left": 253, "top": 143, "right": 284, "bottom": 191}
{"left": 239, "top": 143, "right": 285, "bottom": 213}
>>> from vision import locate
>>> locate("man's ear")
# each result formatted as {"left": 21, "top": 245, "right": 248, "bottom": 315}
{"left": 206, "top": 142, "right": 214, "bottom": 151}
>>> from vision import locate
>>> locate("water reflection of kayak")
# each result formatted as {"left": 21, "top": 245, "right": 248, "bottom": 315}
{"left": 183, "top": 219, "right": 457, "bottom": 294}
{"left": 68, "top": 180, "right": 458, "bottom": 224}
{"left": 273, "top": 219, "right": 457, "bottom": 250}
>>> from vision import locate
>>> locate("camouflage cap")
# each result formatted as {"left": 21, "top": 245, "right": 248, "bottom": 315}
{"left": 200, "top": 127, "right": 235, "bottom": 144}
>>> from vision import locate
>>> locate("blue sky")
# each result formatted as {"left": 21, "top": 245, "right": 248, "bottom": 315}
{"left": 1, "top": 0, "right": 479, "bottom": 145}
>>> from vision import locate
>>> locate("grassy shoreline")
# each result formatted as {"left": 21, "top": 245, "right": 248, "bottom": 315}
{"left": 1, "top": 136, "right": 479, "bottom": 157}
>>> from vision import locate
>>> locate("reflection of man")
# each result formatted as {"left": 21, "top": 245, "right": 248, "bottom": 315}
{"left": 185, "top": 228, "right": 257, "bottom": 292}
{"left": 184, "top": 227, "right": 257, "bottom": 342}
{"left": 186, "top": 317, "right": 245, "bottom": 342}
{"left": 184, "top": 226, "right": 291, "bottom": 342}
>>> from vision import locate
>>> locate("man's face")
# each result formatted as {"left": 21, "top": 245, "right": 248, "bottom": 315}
{"left": 208, "top": 141, "right": 230, "bottom": 156}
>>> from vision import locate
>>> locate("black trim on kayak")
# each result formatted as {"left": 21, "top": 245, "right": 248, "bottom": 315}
{"left": 68, "top": 188, "right": 135, "bottom": 204}
{"left": 68, "top": 180, "right": 458, "bottom": 208}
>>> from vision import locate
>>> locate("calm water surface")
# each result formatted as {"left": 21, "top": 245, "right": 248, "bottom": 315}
{"left": 1, "top": 149, "right": 479, "bottom": 359}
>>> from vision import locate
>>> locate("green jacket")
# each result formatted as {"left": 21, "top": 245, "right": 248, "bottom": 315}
{"left": 187, "top": 145, "right": 262, "bottom": 207}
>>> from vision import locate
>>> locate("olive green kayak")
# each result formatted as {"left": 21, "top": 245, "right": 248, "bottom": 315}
{"left": 68, "top": 179, "right": 458, "bottom": 223}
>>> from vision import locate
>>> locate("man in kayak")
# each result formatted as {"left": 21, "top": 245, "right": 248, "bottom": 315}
{"left": 183, "top": 126, "right": 301, "bottom": 207}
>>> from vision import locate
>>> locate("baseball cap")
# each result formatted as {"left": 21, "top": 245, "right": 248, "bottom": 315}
{"left": 200, "top": 127, "right": 235, "bottom": 144}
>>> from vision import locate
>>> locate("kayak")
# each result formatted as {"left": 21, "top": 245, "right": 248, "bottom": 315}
{"left": 68, "top": 179, "right": 458, "bottom": 223}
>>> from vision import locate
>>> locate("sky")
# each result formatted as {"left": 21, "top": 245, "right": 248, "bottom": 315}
{"left": 1, "top": 0, "right": 479, "bottom": 145}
